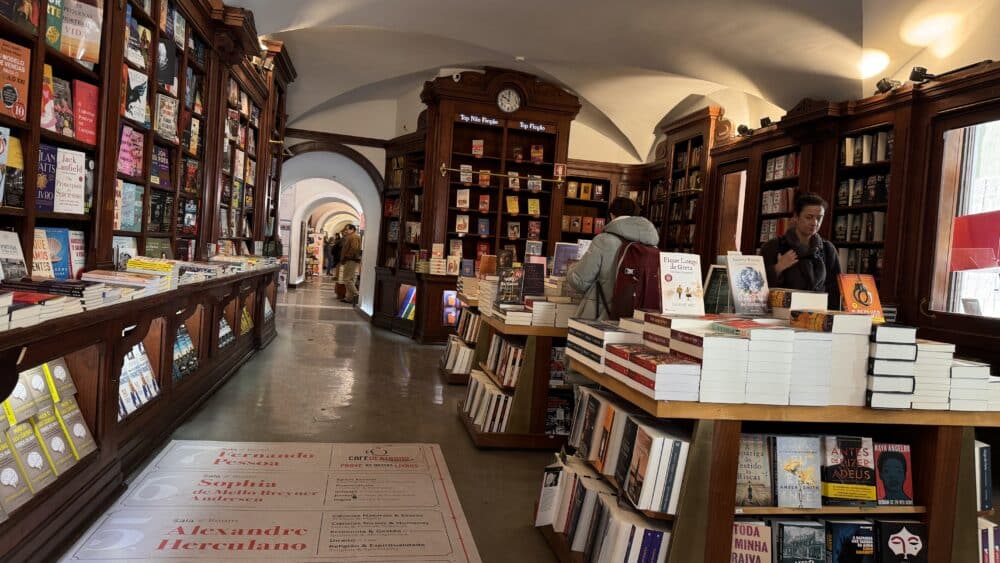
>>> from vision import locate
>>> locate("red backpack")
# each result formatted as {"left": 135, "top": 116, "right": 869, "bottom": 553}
{"left": 596, "top": 234, "right": 662, "bottom": 320}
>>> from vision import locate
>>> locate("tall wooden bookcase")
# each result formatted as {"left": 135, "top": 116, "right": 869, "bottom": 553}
{"left": 0, "top": 2, "right": 294, "bottom": 559}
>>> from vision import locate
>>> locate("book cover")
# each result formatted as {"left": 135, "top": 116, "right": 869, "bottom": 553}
{"left": 507, "top": 222, "right": 520, "bottom": 239}
{"left": 527, "top": 198, "right": 540, "bottom": 216}
{"left": 455, "top": 214, "right": 469, "bottom": 234}
{"left": 45, "top": 0, "right": 62, "bottom": 50}
{"left": 459, "top": 164, "right": 472, "bottom": 184}
{"left": 593, "top": 184, "right": 604, "bottom": 201}
{"left": 659, "top": 252, "right": 704, "bottom": 316}
{"left": 0, "top": 434, "right": 32, "bottom": 512}
{"left": 582, "top": 217, "right": 594, "bottom": 233}
{"left": 4, "top": 135, "right": 25, "bottom": 208}
{"left": 124, "top": 66, "right": 149, "bottom": 125}
{"left": 506, "top": 195, "right": 519, "bottom": 215}
{"left": 156, "top": 37, "right": 177, "bottom": 93}
{"left": 154, "top": 94, "right": 179, "bottom": 143}
{"left": 838, "top": 273, "right": 884, "bottom": 323}
{"left": 456, "top": 188, "right": 470, "bottom": 209}
{"left": 527, "top": 220, "right": 541, "bottom": 240}
{"left": 0, "top": 39, "right": 30, "bottom": 121}
{"left": 53, "top": 147, "right": 85, "bottom": 214}
{"left": 449, "top": 239, "right": 463, "bottom": 257}
{"left": 731, "top": 522, "right": 772, "bottom": 563}
{"left": 51, "top": 75, "right": 74, "bottom": 138}
{"left": 446, "top": 255, "right": 460, "bottom": 276}
{"left": 775, "top": 521, "right": 825, "bottom": 563}
{"left": 116, "top": 125, "right": 143, "bottom": 177}
{"left": 59, "top": 0, "right": 102, "bottom": 64}
{"left": 35, "top": 143, "right": 57, "bottom": 212}
{"left": 594, "top": 218, "right": 605, "bottom": 234}
{"left": 570, "top": 216, "right": 582, "bottom": 232}
{"left": 624, "top": 424, "right": 655, "bottom": 507}
{"left": 67, "top": 229, "right": 84, "bottom": 279}
{"left": 566, "top": 181, "right": 578, "bottom": 199}
{"left": 508, "top": 171, "right": 520, "bottom": 190}
{"left": 726, "top": 254, "right": 771, "bottom": 316}
{"left": 460, "top": 259, "right": 474, "bottom": 277}
{"left": 477, "top": 241, "right": 490, "bottom": 259}
{"left": 31, "top": 405, "right": 76, "bottom": 475}
{"left": 478, "top": 194, "right": 490, "bottom": 213}
{"left": 527, "top": 175, "right": 542, "bottom": 192}
{"left": 2, "top": 0, "right": 38, "bottom": 32}
{"left": 477, "top": 218, "right": 490, "bottom": 236}
{"left": 150, "top": 145, "right": 172, "bottom": 188}
{"left": 874, "top": 520, "right": 927, "bottom": 563}
{"left": 40, "top": 64, "right": 56, "bottom": 131}
{"left": 874, "top": 443, "right": 913, "bottom": 506}
{"left": 735, "top": 434, "right": 772, "bottom": 506}
{"left": 471, "top": 139, "right": 483, "bottom": 157}
{"left": 553, "top": 242, "right": 577, "bottom": 276}
{"left": 774, "top": 435, "right": 821, "bottom": 508}
{"left": 0, "top": 230, "right": 27, "bottom": 280}
{"left": 6, "top": 420, "right": 56, "bottom": 493}
{"left": 478, "top": 169, "right": 490, "bottom": 188}
{"left": 71, "top": 79, "right": 97, "bottom": 145}
{"left": 512, "top": 146, "right": 524, "bottom": 162}
{"left": 0, "top": 126, "right": 7, "bottom": 201}
{"left": 530, "top": 144, "right": 543, "bottom": 164}
{"left": 495, "top": 267, "right": 524, "bottom": 305}
{"left": 39, "top": 227, "right": 71, "bottom": 280}
{"left": 822, "top": 435, "right": 877, "bottom": 505}
{"left": 525, "top": 240, "right": 543, "bottom": 256}
{"left": 54, "top": 396, "right": 95, "bottom": 460}
{"left": 580, "top": 183, "right": 592, "bottom": 200}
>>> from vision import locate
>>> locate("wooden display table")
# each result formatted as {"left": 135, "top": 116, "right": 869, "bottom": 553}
{"left": 0, "top": 268, "right": 280, "bottom": 562}
{"left": 457, "top": 292, "right": 478, "bottom": 308}
{"left": 437, "top": 291, "right": 482, "bottom": 386}
{"left": 457, "top": 317, "right": 568, "bottom": 450}
{"left": 555, "top": 359, "right": 989, "bottom": 563}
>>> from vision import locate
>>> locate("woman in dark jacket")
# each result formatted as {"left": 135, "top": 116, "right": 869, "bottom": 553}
{"left": 760, "top": 192, "right": 842, "bottom": 309}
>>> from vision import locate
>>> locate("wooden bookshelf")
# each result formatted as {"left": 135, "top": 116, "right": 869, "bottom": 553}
{"left": 457, "top": 402, "right": 566, "bottom": 450}
{"left": 734, "top": 506, "right": 927, "bottom": 516}
{"left": 481, "top": 314, "right": 568, "bottom": 337}
{"left": 753, "top": 145, "right": 801, "bottom": 249}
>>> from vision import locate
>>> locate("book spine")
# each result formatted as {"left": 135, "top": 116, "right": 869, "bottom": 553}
{"left": 982, "top": 445, "right": 993, "bottom": 511}
{"left": 659, "top": 439, "right": 682, "bottom": 512}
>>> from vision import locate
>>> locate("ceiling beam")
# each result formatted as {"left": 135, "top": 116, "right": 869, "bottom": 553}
{"left": 285, "top": 128, "right": 388, "bottom": 149}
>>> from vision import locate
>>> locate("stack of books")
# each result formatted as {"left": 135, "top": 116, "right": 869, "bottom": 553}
{"left": 413, "top": 259, "right": 430, "bottom": 274}
{"left": 455, "top": 308, "right": 482, "bottom": 343}
{"left": 456, "top": 276, "right": 479, "bottom": 299}
{"left": 527, "top": 300, "right": 555, "bottom": 326}
{"left": 950, "top": 359, "right": 991, "bottom": 411}
{"left": 126, "top": 257, "right": 182, "bottom": 290}
{"left": 604, "top": 344, "right": 701, "bottom": 401}
{"left": 477, "top": 276, "right": 498, "bottom": 318}
{"left": 640, "top": 313, "right": 671, "bottom": 353}
{"left": 789, "top": 330, "right": 834, "bottom": 406}
{"left": 82, "top": 270, "right": 170, "bottom": 296}
{"left": 912, "top": 339, "right": 955, "bottom": 410}
{"left": 566, "top": 319, "right": 641, "bottom": 373}
{"left": 442, "top": 335, "right": 475, "bottom": 376}
{"left": 13, "top": 292, "right": 69, "bottom": 324}
{"left": 866, "top": 324, "right": 918, "bottom": 409}
{"left": 8, "top": 298, "right": 42, "bottom": 329}
{"left": 553, "top": 301, "right": 575, "bottom": 328}
{"left": 745, "top": 326, "right": 795, "bottom": 405}
{"left": 789, "top": 310, "right": 874, "bottom": 406}
{"left": 697, "top": 332, "right": 748, "bottom": 403}
{"left": 117, "top": 343, "right": 161, "bottom": 421}
{"left": 0, "top": 279, "right": 107, "bottom": 311}
{"left": 498, "top": 310, "right": 532, "bottom": 326}
{"left": 429, "top": 258, "right": 447, "bottom": 275}
{"left": 463, "top": 370, "right": 512, "bottom": 433}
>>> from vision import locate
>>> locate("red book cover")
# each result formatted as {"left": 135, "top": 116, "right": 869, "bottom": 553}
{"left": 874, "top": 443, "right": 913, "bottom": 505}
{"left": 582, "top": 217, "right": 594, "bottom": 234}
{"left": 478, "top": 195, "right": 490, "bottom": 213}
{"left": 594, "top": 218, "right": 606, "bottom": 234}
{"left": 0, "top": 39, "right": 30, "bottom": 121}
{"left": 12, "top": 291, "right": 61, "bottom": 305}
{"left": 72, "top": 80, "right": 98, "bottom": 145}
{"left": 476, "top": 241, "right": 490, "bottom": 259}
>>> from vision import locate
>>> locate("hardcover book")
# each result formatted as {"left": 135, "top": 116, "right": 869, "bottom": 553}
{"left": 874, "top": 520, "right": 926, "bottom": 563}
{"left": 67, "top": 229, "right": 85, "bottom": 279}
{"left": 59, "top": 0, "right": 103, "bottom": 64}
{"left": 477, "top": 218, "right": 490, "bottom": 236}
{"left": 1, "top": 0, "right": 38, "bottom": 33}
{"left": 0, "top": 39, "right": 30, "bottom": 122}
{"left": 460, "top": 259, "right": 474, "bottom": 277}
{"left": 508, "top": 171, "right": 520, "bottom": 190}
{"left": 154, "top": 94, "right": 179, "bottom": 143}
{"left": 124, "top": 66, "right": 149, "bottom": 125}
{"left": 150, "top": 145, "right": 172, "bottom": 188}
{"left": 838, "top": 273, "right": 884, "bottom": 323}
{"left": 53, "top": 147, "right": 85, "bottom": 214}
{"left": 726, "top": 254, "right": 771, "bottom": 316}
{"left": 735, "top": 434, "right": 772, "bottom": 506}
{"left": 0, "top": 230, "right": 27, "bottom": 280}
{"left": 593, "top": 184, "right": 604, "bottom": 201}
{"left": 51, "top": 76, "right": 74, "bottom": 137}
{"left": 116, "top": 125, "right": 144, "bottom": 177}
{"left": 156, "top": 37, "right": 177, "bottom": 93}
{"left": 506, "top": 195, "right": 519, "bottom": 215}
{"left": 478, "top": 194, "right": 490, "bottom": 213}
{"left": 566, "top": 181, "right": 579, "bottom": 199}
{"left": 659, "top": 252, "right": 703, "bottom": 316}
{"left": 731, "top": 521, "right": 772, "bottom": 563}
{"left": 449, "top": 239, "right": 463, "bottom": 257}
{"left": 495, "top": 267, "right": 524, "bottom": 305}
{"left": 530, "top": 144, "right": 544, "bottom": 164}
{"left": 40, "top": 227, "right": 71, "bottom": 280}
{"left": 40, "top": 64, "right": 56, "bottom": 131}
{"left": 774, "top": 520, "right": 824, "bottom": 563}
{"left": 822, "top": 435, "right": 877, "bottom": 505}
{"left": 478, "top": 169, "right": 490, "bottom": 188}
{"left": 773, "top": 435, "right": 821, "bottom": 508}
{"left": 72, "top": 79, "right": 97, "bottom": 145}
{"left": 182, "top": 158, "right": 200, "bottom": 196}
{"left": 35, "top": 143, "right": 57, "bottom": 212}
{"left": 456, "top": 188, "right": 470, "bottom": 209}
{"left": 874, "top": 443, "right": 913, "bottom": 506}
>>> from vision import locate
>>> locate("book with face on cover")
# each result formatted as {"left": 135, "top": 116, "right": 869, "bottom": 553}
{"left": 508, "top": 171, "right": 520, "bottom": 190}
{"left": 478, "top": 169, "right": 490, "bottom": 188}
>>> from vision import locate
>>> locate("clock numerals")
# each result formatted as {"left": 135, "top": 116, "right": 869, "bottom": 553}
{"left": 498, "top": 88, "right": 520, "bottom": 113}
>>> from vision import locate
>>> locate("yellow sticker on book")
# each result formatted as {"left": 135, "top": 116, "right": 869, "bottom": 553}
{"left": 42, "top": 364, "right": 61, "bottom": 405}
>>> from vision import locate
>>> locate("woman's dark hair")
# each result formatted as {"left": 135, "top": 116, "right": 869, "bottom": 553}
{"left": 794, "top": 192, "right": 827, "bottom": 215}
{"left": 609, "top": 196, "right": 640, "bottom": 218}
{"left": 876, "top": 450, "right": 908, "bottom": 474}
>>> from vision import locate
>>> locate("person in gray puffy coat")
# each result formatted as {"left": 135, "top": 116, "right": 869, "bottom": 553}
{"left": 567, "top": 197, "right": 660, "bottom": 320}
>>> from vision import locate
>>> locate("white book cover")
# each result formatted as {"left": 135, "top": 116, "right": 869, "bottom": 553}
{"left": 67, "top": 230, "right": 86, "bottom": 280}
{"left": 726, "top": 254, "right": 770, "bottom": 316}
{"left": 456, "top": 189, "right": 470, "bottom": 209}
{"left": 0, "top": 230, "right": 27, "bottom": 281}
{"left": 54, "top": 148, "right": 86, "bottom": 214}
{"left": 31, "top": 229, "right": 54, "bottom": 279}
{"left": 659, "top": 252, "right": 704, "bottom": 316}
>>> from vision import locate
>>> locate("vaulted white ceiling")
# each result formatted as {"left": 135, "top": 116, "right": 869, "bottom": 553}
{"left": 231, "top": 0, "right": 997, "bottom": 163}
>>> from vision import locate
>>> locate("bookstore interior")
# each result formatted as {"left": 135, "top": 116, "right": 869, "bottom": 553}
{"left": 1, "top": 1, "right": 1000, "bottom": 562}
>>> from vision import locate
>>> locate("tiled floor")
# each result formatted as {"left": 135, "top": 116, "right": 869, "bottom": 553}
{"left": 166, "top": 277, "right": 557, "bottom": 562}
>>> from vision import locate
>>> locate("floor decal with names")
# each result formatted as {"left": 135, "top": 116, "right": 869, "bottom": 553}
{"left": 61, "top": 441, "right": 481, "bottom": 562}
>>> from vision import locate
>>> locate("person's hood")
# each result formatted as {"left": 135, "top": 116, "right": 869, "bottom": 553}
{"left": 604, "top": 216, "right": 659, "bottom": 245}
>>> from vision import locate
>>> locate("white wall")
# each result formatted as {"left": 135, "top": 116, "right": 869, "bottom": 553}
{"left": 568, "top": 120, "right": 643, "bottom": 164}
{"left": 291, "top": 99, "right": 398, "bottom": 139}
{"left": 279, "top": 151, "right": 383, "bottom": 315}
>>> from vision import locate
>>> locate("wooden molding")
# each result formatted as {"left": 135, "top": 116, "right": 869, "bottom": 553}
{"left": 262, "top": 39, "right": 298, "bottom": 86}
{"left": 421, "top": 66, "right": 582, "bottom": 117}
{"left": 285, "top": 128, "right": 389, "bottom": 149}
{"left": 210, "top": 2, "right": 261, "bottom": 65}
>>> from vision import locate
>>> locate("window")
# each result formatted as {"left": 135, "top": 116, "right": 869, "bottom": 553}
{"left": 934, "top": 120, "right": 1000, "bottom": 318}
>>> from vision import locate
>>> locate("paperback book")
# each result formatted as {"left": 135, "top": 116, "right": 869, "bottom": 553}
{"left": 874, "top": 443, "right": 913, "bottom": 506}
{"left": 660, "top": 252, "right": 703, "bottom": 315}
{"left": 124, "top": 66, "right": 150, "bottom": 126}
{"left": 726, "top": 254, "right": 771, "bottom": 316}
{"left": 773, "top": 435, "right": 821, "bottom": 508}
{"left": 821, "top": 435, "right": 877, "bottom": 506}
{"left": 735, "top": 434, "right": 772, "bottom": 506}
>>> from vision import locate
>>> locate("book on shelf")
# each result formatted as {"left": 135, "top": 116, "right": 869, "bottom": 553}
{"left": 821, "top": 435, "right": 877, "bottom": 506}
{"left": 31, "top": 229, "right": 52, "bottom": 279}
{"left": 507, "top": 222, "right": 520, "bottom": 240}
{"left": 505, "top": 195, "right": 519, "bottom": 215}
{"left": 150, "top": 145, "right": 172, "bottom": 188}
{"left": 456, "top": 188, "right": 470, "bottom": 209}
{"left": 124, "top": 5, "right": 147, "bottom": 69}
{"left": 773, "top": 435, "right": 821, "bottom": 508}
{"left": 51, "top": 75, "right": 74, "bottom": 138}
{"left": 527, "top": 198, "right": 540, "bottom": 216}
{"left": 530, "top": 144, "right": 543, "bottom": 164}
{"left": 40, "top": 64, "right": 56, "bottom": 132}
{"left": 566, "top": 181, "right": 578, "bottom": 199}
{"left": 455, "top": 214, "right": 469, "bottom": 234}
{"left": 0, "top": 230, "right": 28, "bottom": 281}
{"left": 594, "top": 218, "right": 605, "bottom": 234}
{"left": 512, "top": 146, "right": 524, "bottom": 162}
{"left": 0, "top": 40, "right": 28, "bottom": 122}
{"left": 1, "top": 0, "right": 38, "bottom": 32}
{"left": 525, "top": 240, "right": 543, "bottom": 256}
{"left": 874, "top": 443, "right": 913, "bottom": 506}
{"left": 580, "top": 183, "right": 592, "bottom": 200}
{"left": 117, "top": 125, "right": 144, "bottom": 177}
{"left": 156, "top": 37, "right": 178, "bottom": 94}
{"left": 593, "top": 184, "right": 604, "bottom": 201}
{"left": 54, "top": 0, "right": 104, "bottom": 64}
{"left": 3, "top": 134, "right": 25, "bottom": 208}
{"left": 476, "top": 218, "right": 490, "bottom": 236}
{"left": 113, "top": 180, "right": 144, "bottom": 232}
{"left": 582, "top": 217, "right": 594, "bottom": 234}
{"left": 154, "top": 94, "right": 179, "bottom": 143}
{"left": 508, "top": 171, "right": 520, "bottom": 190}
{"left": 471, "top": 139, "right": 483, "bottom": 157}
{"left": 736, "top": 434, "right": 773, "bottom": 506}
{"left": 35, "top": 143, "right": 57, "bottom": 212}
{"left": 124, "top": 66, "right": 149, "bottom": 126}
{"left": 459, "top": 164, "right": 472, "bottom": 185}
{"left": 478, "top": 169, "right": 490, "bottom": 188}
{"left": 527, "top": 175, "right": 542, "bottom": 192}
{"left": 726, "top": 254, "right": 770, "bottom": 316}
{"left": 478, "top": 194, "right": 490, "bottom": 213}
{"left": 53, "top": 147, "right": 86, "bottom": 214}
{"left": 527, "top": 220, "right": 541, "bottom": 241}
{"left": 38, "top": 227, "right": 71, "bottom": 280}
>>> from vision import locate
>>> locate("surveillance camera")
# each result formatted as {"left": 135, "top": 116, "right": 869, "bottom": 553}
{"left": 452, "top": 73, "right": 462, "bottom": 83}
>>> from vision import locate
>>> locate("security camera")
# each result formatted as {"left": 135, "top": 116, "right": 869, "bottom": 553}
{"left": 452, "top": 73, "right": 462, "bottom": 83}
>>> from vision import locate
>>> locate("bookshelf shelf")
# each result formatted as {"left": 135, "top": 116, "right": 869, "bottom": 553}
{"left": 482, "top": 314, "right": 567, "bottom": 337}
{"left": 0, "top": 207, "right": 26, "bottom": 217}
{"left": 478, "top": 361, "right": 516, "bottom": 392}
{"left": 835, "top": 202, "right": 889, "bottom": 212}
{"left": 457, "top": 402, "right": 566, "bottom": 449}
{"left": 734, "top": 506, "right": 927, "bottom": 516}
{"left": 458, "top": 293, "right": 478, "bottom": 307}
{"left": 537, "top": 523, "right": 583, "bottom": 563}
{"left": 761, "top": 176, "right": 799, "bottom": 187}
{"left": 562, "top": 197, "right": 607, "bottom": 205}
{"left": 0, "top": 113, "right": 29, "bottom": 132}
{"left": 839, "top": 161, "right": 891, "bottom": 174}
{"left": 43, "top": 46, "right": 100, "bottom": 81}
{"left": 0, "top": 15, "right": 35, "bottom": 42}
{"left": 35, "top": 211, "right": 92, "bottom": 222}
{"left": 39, "top": 129, "right": 97, "bottom": 152}
{"left": 569, "top": 359, "right": 1000, "bottom": 426}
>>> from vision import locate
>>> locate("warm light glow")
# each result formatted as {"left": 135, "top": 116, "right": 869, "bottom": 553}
{"left": 901, "top": 11, "right": 963, "bottom": 46}
{"left": 858, "top": 49, "right": 890, "bottom": 79}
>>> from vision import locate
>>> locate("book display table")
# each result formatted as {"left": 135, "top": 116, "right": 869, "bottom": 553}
{"left": 457, "top": 316, "right": 568, "bottom": 450}
{"left": 540, "top": 359, "right": 991, "bottom": 563}
{"left": 0, "top": 268, "right": 279, "bottom": 561}
{"left": 438, "top": 291, "right": 481, "bottom": 385}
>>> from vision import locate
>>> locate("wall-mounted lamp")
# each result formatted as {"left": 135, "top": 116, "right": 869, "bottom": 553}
{"left": 737, "top": 124, "right": 755, "bottom": 137}
{"left": 909, "top": 66, "right": 936, "bottom": 83}
{"left": 875, "top": 78, "right": 902, "bottom": 94}
{"left": 759, "top": 117, "right": 772, "bottom": 128}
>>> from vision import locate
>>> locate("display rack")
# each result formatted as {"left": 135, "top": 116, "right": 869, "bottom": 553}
{"left": 559, "top": 174, "right": 611, "bottom": 243}
{"left": 753, "top": 144, "right": 801, "bottom": 250}
{"left": 457, "top": 316, "right": 568, "bottom": 450}
{"left": 559, "top": 359, "right": 984, "bottom": 563}
{"left": 438, "top": 291, "right": 479, "bottom": 384}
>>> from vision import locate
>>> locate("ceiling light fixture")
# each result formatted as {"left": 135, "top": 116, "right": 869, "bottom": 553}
{"left": 909, "top": 66, "right": 936, "bottom": 83}
{"left": 759, "top": 117, "right": 773, "bottom": 128}
{"left": 514, "top": 56, "right": 525, "bottom": 63}
{"left": 875, "top": 78, "right": 902, "bottom": 94}
{"left": 737, "top": 125, "right": 754, "bottom": 137}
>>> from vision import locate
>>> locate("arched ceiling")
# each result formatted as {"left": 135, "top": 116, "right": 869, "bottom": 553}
{"left": 232, "top": 0, "right": 877, "bottom": 161}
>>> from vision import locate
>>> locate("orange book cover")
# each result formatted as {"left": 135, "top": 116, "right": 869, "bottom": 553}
{"left": 838, "top": 273, "right": 884, "bottom": 323}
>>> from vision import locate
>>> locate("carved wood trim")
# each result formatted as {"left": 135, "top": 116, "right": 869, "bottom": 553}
{"left": 286, "top": 141, "right": 387, "bottom": 193}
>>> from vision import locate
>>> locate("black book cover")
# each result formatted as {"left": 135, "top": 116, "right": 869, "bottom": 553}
{"left": 577, "top": 395, "right": 600, "bottom": 459}
{"left": 613, "top": 417, "right": 638, "bottom": 488}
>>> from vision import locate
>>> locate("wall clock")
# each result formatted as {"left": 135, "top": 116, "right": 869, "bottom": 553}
{"left": 497, "top": 88, "right": 521, "bottom": 113}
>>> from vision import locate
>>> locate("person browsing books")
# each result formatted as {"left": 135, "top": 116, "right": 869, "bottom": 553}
{"left": 760, "top": 192, "right": 841, "bottom": 309}
{"left": 339, "top": 225, "right": 362, "bottom": 305}
{"left": 567, "top": 197, "right": 659, "bottom": 320}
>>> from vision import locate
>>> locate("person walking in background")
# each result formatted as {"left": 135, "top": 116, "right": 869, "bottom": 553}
{"left": 567, "top": 197, "right": 659, "bottom": 320}
{"left": 339, "top": 225, "right": 362, "bottom": 305}
{"left": 331, "top": 233, "right": 343, "bottom": 275}
{"left": 323, "top": 236, "right": 335, "bottom": 276}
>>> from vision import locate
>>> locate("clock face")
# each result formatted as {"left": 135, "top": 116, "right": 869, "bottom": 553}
{"left": 497, "top": 88, "right": 521, "bottom": 113}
